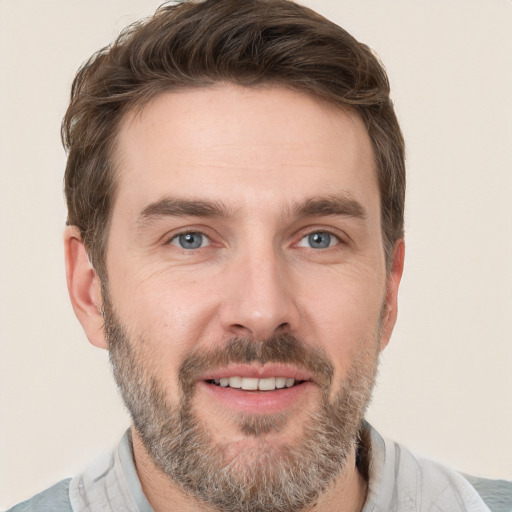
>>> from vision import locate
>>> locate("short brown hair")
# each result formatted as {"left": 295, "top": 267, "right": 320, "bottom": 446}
{"left": 62, "top": 0, "right": 405, "bottom": 278}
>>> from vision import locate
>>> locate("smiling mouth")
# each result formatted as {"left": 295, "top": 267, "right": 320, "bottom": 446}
{"left": 206, "top": 377, "right": 307, "bottom": 391}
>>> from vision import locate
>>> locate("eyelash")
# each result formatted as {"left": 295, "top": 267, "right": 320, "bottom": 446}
{"left": 168, "top": 231, "right": 212, "bottom": 250}
{"left": 166, "top": 228, "right": 343, "bottom": 251}
{"left": 296, "top": 230, "right": 342, "bottom": 249}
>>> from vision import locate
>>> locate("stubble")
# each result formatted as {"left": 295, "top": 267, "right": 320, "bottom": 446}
{"left": 104, "top": 292, "right": 380, "bottom": 512}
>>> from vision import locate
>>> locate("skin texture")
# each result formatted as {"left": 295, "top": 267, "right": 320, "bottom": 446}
{"left": 65, "top": 85, "right": 404, "bottom": 511}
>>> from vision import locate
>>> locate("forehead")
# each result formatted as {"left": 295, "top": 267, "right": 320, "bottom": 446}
{"left": 112, "top": 85, "right": 378, "bottom": 219}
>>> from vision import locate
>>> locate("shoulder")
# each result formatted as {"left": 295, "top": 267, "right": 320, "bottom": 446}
{"left": 460, "top": 473, "right": 512, "bottom": 512}
{"left": 6, "top": 479, "right": 73, "bottom": 512}
{"left": 363, "top": 424, "right": 509, "bottom": 512}
{"left": 389, "top": 442, "right": 511, "bottom": 512}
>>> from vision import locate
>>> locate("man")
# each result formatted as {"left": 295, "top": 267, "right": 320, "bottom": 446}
{"left": 8, "top": 0, "right": 511, "bottom": 511}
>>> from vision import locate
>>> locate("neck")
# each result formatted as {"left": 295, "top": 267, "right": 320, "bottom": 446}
{"left": 132, "top": 426, "right": 368, "bottom": 512}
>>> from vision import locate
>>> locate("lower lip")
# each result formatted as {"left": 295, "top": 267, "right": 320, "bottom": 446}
{"left": 199, "top": 381, "right": 314, "bottom": 415}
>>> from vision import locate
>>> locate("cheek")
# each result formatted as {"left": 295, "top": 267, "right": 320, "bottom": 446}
{"left": 299, "top": 269, "right": 385, "bottom": 378}
{"left": 110, "top": 260, "right": 218, "bottom": 336}
{"left": 107, "top": 271, "right": 221, "bottom": 399}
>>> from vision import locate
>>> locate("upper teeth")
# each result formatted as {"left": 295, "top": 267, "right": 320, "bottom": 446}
{"left": 214, "top": 377, "right": 296, "bottom": 391}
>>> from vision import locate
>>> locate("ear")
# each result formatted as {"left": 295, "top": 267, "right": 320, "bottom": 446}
{"left": 379, "top": 239, "right": 405, "bottom": 351}
{"left": 64, "top": 226, "right": 108, "bottom": 349}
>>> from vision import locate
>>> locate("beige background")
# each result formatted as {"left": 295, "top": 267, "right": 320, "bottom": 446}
{"left": 1, "top": 0, "right": 511, "bottom": 508}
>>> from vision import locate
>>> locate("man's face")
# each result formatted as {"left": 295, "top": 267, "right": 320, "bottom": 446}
{"left": 100, "top": 85, "right": 401, "bottom": 509}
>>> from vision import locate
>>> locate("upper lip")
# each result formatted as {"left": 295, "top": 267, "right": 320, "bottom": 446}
{"left": 200, "top": 363, "right": 313, "bottom": 382}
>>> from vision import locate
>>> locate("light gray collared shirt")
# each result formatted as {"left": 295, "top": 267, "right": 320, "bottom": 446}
{"left": 9, "top": 423, "right": 512, "bottom": 511}
{"left": 69, "top": 430, "right": 153, "bottom": 512}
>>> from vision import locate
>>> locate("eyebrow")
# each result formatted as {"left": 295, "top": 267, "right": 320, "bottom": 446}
{"left": 290, "top": 195, "right": 367, "bottom": 220}
{"left": 137, "top": 197, "right": 235, "bottom": 225}
{"left": 137, "top": 193, "right": 366, "bottom": 226}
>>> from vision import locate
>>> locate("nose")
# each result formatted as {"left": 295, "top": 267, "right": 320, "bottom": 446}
{"left": 219, "top": 245, "right": 300, "bottom": 341}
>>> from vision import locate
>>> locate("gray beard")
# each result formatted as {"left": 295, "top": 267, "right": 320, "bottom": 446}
{"left": 104, "top": 294, "right": 379, "bottom": 512}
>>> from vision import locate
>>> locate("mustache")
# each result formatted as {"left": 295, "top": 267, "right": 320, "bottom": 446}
{"left": 178, "top": 333, "right": 334, "bottom": 393}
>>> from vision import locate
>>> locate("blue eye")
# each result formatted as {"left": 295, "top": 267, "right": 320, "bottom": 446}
{"left": 298, "top": 231, "right": 339, "bottom": 249}
{"left": 170, "top": 232, "right": 210, "bottom": 249}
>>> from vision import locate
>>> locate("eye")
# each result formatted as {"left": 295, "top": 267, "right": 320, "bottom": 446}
{"left": 297, "top": 231, "right": 340, "bottom": 249}
{"left": 169, "top": 232, "right": 210, "bottom": 249}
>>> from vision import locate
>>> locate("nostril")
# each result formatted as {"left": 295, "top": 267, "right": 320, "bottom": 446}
{"left": 229, "top": 324, "right": 253, "bottom": 336}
